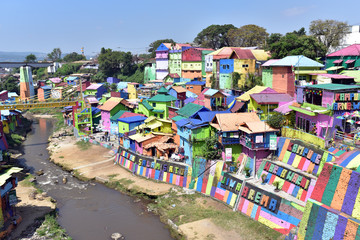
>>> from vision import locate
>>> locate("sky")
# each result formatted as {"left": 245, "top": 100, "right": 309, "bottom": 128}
{"left": 0, "top": 0, "right": 359, "bottom": 56}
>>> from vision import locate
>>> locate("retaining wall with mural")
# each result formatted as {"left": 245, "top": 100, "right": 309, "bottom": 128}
{"left": 298, "top": 163, "right": 360, "bottom": 240}
{"left": 282, "top": 127, "right": 326, "bottom": 149}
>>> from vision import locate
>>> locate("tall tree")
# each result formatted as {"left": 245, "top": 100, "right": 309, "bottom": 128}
{"left": 98, "top": 49, "right": 135, "bottom": 77}
{"left": 63, "top": 52, "right": 86, "bottom": 62}
{"left": 194, "top": 24, "right": 236, "bottom": 49}
{"left": 148, "top": 39, "right": 175, "bottom": 58}
{"left": 309, "top": 19, "right": 348, "bottom": 52}
{"left": 47, "top": 48, "right": 62, "bottom": 61}
{"left": 25, "top": 54, "right": 37, "bottom": 63}
{"left": 267, "top": 29, "right": 326, "bottom": 59}
{"left": 228, "top": 24, "right": 269, "bottom": 48}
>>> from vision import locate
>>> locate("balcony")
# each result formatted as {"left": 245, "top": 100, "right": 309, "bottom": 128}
{"left": 239, "top": 136, "right": 269, "bottom": 150}
{"left": 221, "top": 137, "right": 240, "bottom": 145}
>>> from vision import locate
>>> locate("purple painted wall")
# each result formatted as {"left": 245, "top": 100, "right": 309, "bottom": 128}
{"left": 296, "top": 112, "right": 333, "bottom": 139}
{"left": 296, "top": 87, "right": 304, "bottom": 104}
{"left": 322, "top": 90, "right": 334, "bottom": 108}
{"left": 101, "top": 111, "right": 111, "bottom": 131}
{"left": 135, "top": 142, "right": 143, "bottom": 154}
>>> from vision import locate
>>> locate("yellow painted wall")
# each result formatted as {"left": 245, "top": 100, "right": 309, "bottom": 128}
{"left": 181, "top": 62, "right": 202, "bottom": 71}
{"left": 282, "top": 127, "right": 325, "bottom": 148}
{"left": 127, "top": 84, "right": 138, "bottom": 99}
{"left": 233, "top": 59, "right": 256, "bottom": 87}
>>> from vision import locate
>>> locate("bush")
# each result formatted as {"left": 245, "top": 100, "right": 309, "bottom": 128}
{"left": 267, "top": 112, "right": 285, "bottom": 129}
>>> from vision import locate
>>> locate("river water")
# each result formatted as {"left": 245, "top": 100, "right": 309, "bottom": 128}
{"left": 17, "top": 118, "right": 173, "bottom": 240}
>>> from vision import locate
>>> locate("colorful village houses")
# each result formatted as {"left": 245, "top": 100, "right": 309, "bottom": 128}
{"left": 248, "top": 88, "right": 294, "bottom": 120}
{"left": 137, "top": 87, "right": 176, "bottom": 120}
{"left": 0, "top": 167, "right": 22, "bottom": 238}
{"left": 209, "top": 112, "right": 270, "bottom": 164}
{"left": 168, "top": 86, "right": 187, "bottom": 108}
{"left": 168, "top": 43, "right": 192, "bottom": 78}
{"left": 84, "top": 83, "right": 107, "bottom": 99}
{"left": 181, "top": 48, "right": 214, "bottom": 80}
{"left": 66, "top": 76, "right": 79, "bottom": 86}
{"left": 185, "top": 80, "right": 205, "bottom": 96}
{"left": 109, "top": 110, "right": 146, "bottom": 135}
{"left": 326, "top": 44, "right": 360, "bottom": 73}
{"left": 37, "top": 85, "right": 52, "bottom": 101}
{"left": 155, "top": 43, "right": 172, "bottom": 80}
{"left": 261, "top": 55, "right": 325, "bottom": 97}
{"left": 127, "top": 83, "right": 140, "bottom": 99}
{"left": 291, "top": 83, "right": 360, "bottom": 140}
{"left": 144, "top": 59, "right": 156, "bottom": 83}
{"left": 98, "top": 97, "right": 128, "bottom": 132}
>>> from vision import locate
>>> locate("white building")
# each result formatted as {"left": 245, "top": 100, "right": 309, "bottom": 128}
{"left": 329, "top": 25, "right": 360, "bottom": 53}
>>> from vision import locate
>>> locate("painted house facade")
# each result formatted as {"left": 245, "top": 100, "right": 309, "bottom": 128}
{"left": 185, "top": 80, "right": 205, "bottom": 96}
{"left": 168, "top": 86, "right": 187, "bottom": 108}
{"left": 156, "top": 43, "right": 172, "bottom": 80}
{"left": 144, "top": 59, "right": 156, "bottom": 83}
{"left": 262, "top": 56, "right": 325, "bottom": 96}
{"left": 98, "top": 98, "right": 127, "bottom": 132}
{"left": 84, "top": 83, "right": 107, "bottom": 99}
{"left": 145, "top": 87, "right": 176, "bottom": 119}
{"left": 326, "top": 44, "right": 360, "bottom": 72}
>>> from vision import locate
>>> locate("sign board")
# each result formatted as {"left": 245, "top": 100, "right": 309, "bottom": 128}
{"left": 269, "top": 135, "right": 277, "bottom": 150}
{"left": 225, "top": 148, "right": 232, "bottom": 162}
{"left": 9, "top": 190, "right": 18, "bottom": 206}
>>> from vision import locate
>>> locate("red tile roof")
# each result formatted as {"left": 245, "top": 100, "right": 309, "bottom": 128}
{"left": 169, "top": 73, "right": 180, "bottom": 78}
{"left": 230, "top": 49, "right": 256, "bottom": 59}
{"left": 327, "top": 44, "right": 360, "bottom": 57}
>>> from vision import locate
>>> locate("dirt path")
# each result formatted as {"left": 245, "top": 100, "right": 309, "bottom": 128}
{"left": 48, "top": 135, "right": 173, "bottom": 196}
{"left": 8, "top": 177, "right": 56, "bottom": 239}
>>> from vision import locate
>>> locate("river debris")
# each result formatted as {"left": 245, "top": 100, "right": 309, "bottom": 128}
{"left": 35, "top": 169, "right": 44, "bottom": 176}
{"left": 111, "top": 232, "right": 125, "bottom": 240}
{"left": 62, "top": 177, "right": 67, "bottom": 184}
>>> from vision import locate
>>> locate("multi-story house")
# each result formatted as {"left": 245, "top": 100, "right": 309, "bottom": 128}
{"left": 156, "top": 43, "right": 172, "bottom": 80}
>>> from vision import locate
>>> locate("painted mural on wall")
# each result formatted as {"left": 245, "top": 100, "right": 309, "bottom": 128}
{"left": 256, "top": 160, "right": 317, "bottom": 202}
{"left": 115, "top": 145, "right": 192, "bottom": 188}
{"left": 277, "top": 138, "right": 335, "bottom": 176}
{"left": 298, "top": 163, "right": 360, "bottom": 240}
{"left": 333, "top": 92, "right": 360, "bottom": 110}
{"left": 238, "top": 181, "right": 304, "bottom": 235}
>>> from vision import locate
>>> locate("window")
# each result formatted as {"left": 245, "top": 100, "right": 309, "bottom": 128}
{"left": 242, "top": 64, "right": 249, "bottom": 68}
{"left": 152, "top": 103, "right": 156, "bottom": 107}
{"left": 282, "top": 74, "right": 285, "bottom": 78}
{"left": 154, "top": 114, "right": 158, "bottom": 117}
{"left": 160, "top": 114, "right": 164, "bottom": 118}
{"left": 299, "top": 76, "right": 307, "bottom": 81}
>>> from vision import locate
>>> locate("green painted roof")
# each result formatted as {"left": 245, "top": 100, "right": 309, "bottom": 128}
{"left": 306, "top": 84, "right": 360, "bottom": 91}
{"left": 141, "top": 100, "right": 154, "bottom": 111}
{"left": 289, "top": 105, "right": 317, "bottom": 116}
{"left": 176, "top": 103, "right": 205, "bottom": 118}
{"left": 157, "top": 86, "right": 168, "bottom": 94}
{"left": 110, "top": 110, "right": 127, "bottom": 121}
{"left": 171, "top": 116, "right": 187, "bottom": 122}
{"left": 148, "top": 94, "right": 177, "bottom": 102}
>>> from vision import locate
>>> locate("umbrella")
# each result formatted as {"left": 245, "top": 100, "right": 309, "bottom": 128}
{"left": 356, "top": 121, "right": 360, "bottom": 124}
{"left": 351, "top": 111, "right": 360, "bottom": 116}
{"left": 343, "top": 112, "right": 351, "bottom": 117}
{"left": 336, "top": 116, "right": 345, "bottom": 119}
{"left": 347, "top": 119, "right": 355, "bottom": 124}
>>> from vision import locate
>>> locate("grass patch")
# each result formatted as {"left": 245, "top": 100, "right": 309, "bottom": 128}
{"left": 36, "top": 213, "right": 72, "bottom": 240}
{"left": 149, "top": 190, "right": 282, "bottom": 240}
{"left": 5, "top": 133, "right": 24, "bottom": 147}
{"left": 19, "top": 174, "right": 36, "bottom": 187}
{"left": 108, "top": 174, "right": 119, "bottom": 180}
{"left": 75, "top": 140, "right": 92, "bottom": 151}
{"left": 59, "top": 156, "right": 64, "bottom": 159}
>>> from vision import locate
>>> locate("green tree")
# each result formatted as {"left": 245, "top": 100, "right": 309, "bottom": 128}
{"left": 25, "top": 54, "right": 37, "bottom": 63}
{"left": 267, "top": 30, "right": 326, "bottom": 59}
{"left": 0, "top": 76, "right": 19, "bottom": 94}
{"left": 309, "top": 19, "right": 348, "bottom": 52}
{"left": 242, "top": 73, "right": 263, "bottom": 91}
{"left": 47, "top": 48, "right": 62, "bottom": 61}
{"left": 148, "top": 39, "right": 175, "bottom": 58}
{"left": 228, "top": 24, "right": 269, "bottom": 48}
{"left": 201, "top": 136, "right": 222, "bottom": 161}
{"left": 110, "top": 83, "right": 118, "bottom": 92}
{"left": 63, "top": 52, "right": 86, "bottom": 62}
{"left": 267, "top": 112, "right": 285, "bottom": 129}
{"left": 54, "top": 63, "right": 82, "bottom": 77}
{"left": 194, "top": 24, "right": 236, "bottom": 49}
{"left": 266, "top": 33, "right": 282, "bottom": 46}
{"left": 91, "top": 71, "right": 106, "bottom": 83}
{"left": 232, "top": 72, "right": 241, "bottom": 89}
{"left": 98, "top": 49, "right": 135, "bottom": 77}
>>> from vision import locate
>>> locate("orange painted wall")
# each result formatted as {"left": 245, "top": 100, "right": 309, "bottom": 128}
{"left": 182, "top": 70, "right": 202, "bottom": 80}
{"left": 186, "top": 85, "right": 203, "bottom": 96}
{"left": 272, "top": 66, "right": 295, "bottom": 96}
{"left": 37, "top": 88, "right": 45, "bottom": 101}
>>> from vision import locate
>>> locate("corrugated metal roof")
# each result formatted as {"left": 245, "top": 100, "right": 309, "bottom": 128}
{"left": 262, "top": 59, "right": 280, "bottom": 67}
{"left": 195, "top": 110, "right": 230, "bottom": 123}
{"left": 309, "top": 73, "right": 354, "bottom": 79}
{"left": 340, "top": 70, "right": 360, "bottom": 82}
{"left": 306, "top": 83, "right": 360, "bottom": 91}
{"left": 118, "top": 116, "right": 147, "bottom": 123}
{"left": 0, "top": 167, "right": 22, "bottom": 185}
{"left": 274, "top": 100, "right": 296, "bottom": 114}
{"left": 239, "top": 121, "right": 277, "bottom": 134}
{"left": 171, "top": 86, "right": 186, "bottom": 93}
{"left": 98, "top": 99, "right": 122, "bottom": 111}
{"left": 236, "top": 86, "right": 268, "bottom": 101}
{"left": 176, "top": 103, "right": 207, "bottom": 118}
{"left": 327, "top": 44, "right": 360, "bottom": 57}
{"left": 269, "top": 55, "right": 324, "bottom": 67}
{"left": 210, "top": 112, "right": 260, "bottom": 132}
{"left": 148, "top": 93, "right": 177, "bottom": 102}
{"left": 110, "top": 110, "right": 128, "bottom": 121}
{"left": 230, "top": 49, "right": 256, "bottom": 60}
{"left": 86, "top": 83, "right": 103, "bottom": 90}
{"left": 204, "top": 89, "right": 224, "bottom": 97}
{"left": 251, "top": 50, "right": 270, "bottom": 61}
{"left": 250, "top": 93, "right": 293, "bottom": 104}
{"left": 67, "top": 76, "right": 79, "bottom": 81}
{"left": 185, "top": 80, "right": 206, "bottom": 86}
{"left": 49, "top": 77, "right": 62, "bottom": 83}
{"left": 230, "top": 101, "right": 245, "bottom": 113}
{"left": 171, "top": 116, "right": 187, "bottom": 122}
{"left": 129, "top": 133, "right": 156, "bottom": 143}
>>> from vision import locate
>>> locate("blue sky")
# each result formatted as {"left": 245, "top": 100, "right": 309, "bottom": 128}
{"left": 0, "top": 0, "right": 359, "bottom": 55}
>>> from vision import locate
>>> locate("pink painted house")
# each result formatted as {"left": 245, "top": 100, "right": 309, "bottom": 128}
{"left": 98, "top": 98, "right": 127, "bottom": 132}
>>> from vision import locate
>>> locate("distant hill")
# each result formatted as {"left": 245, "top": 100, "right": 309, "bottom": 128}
{"left": 0, "top": 51, "right": 47, "bottom": 62}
